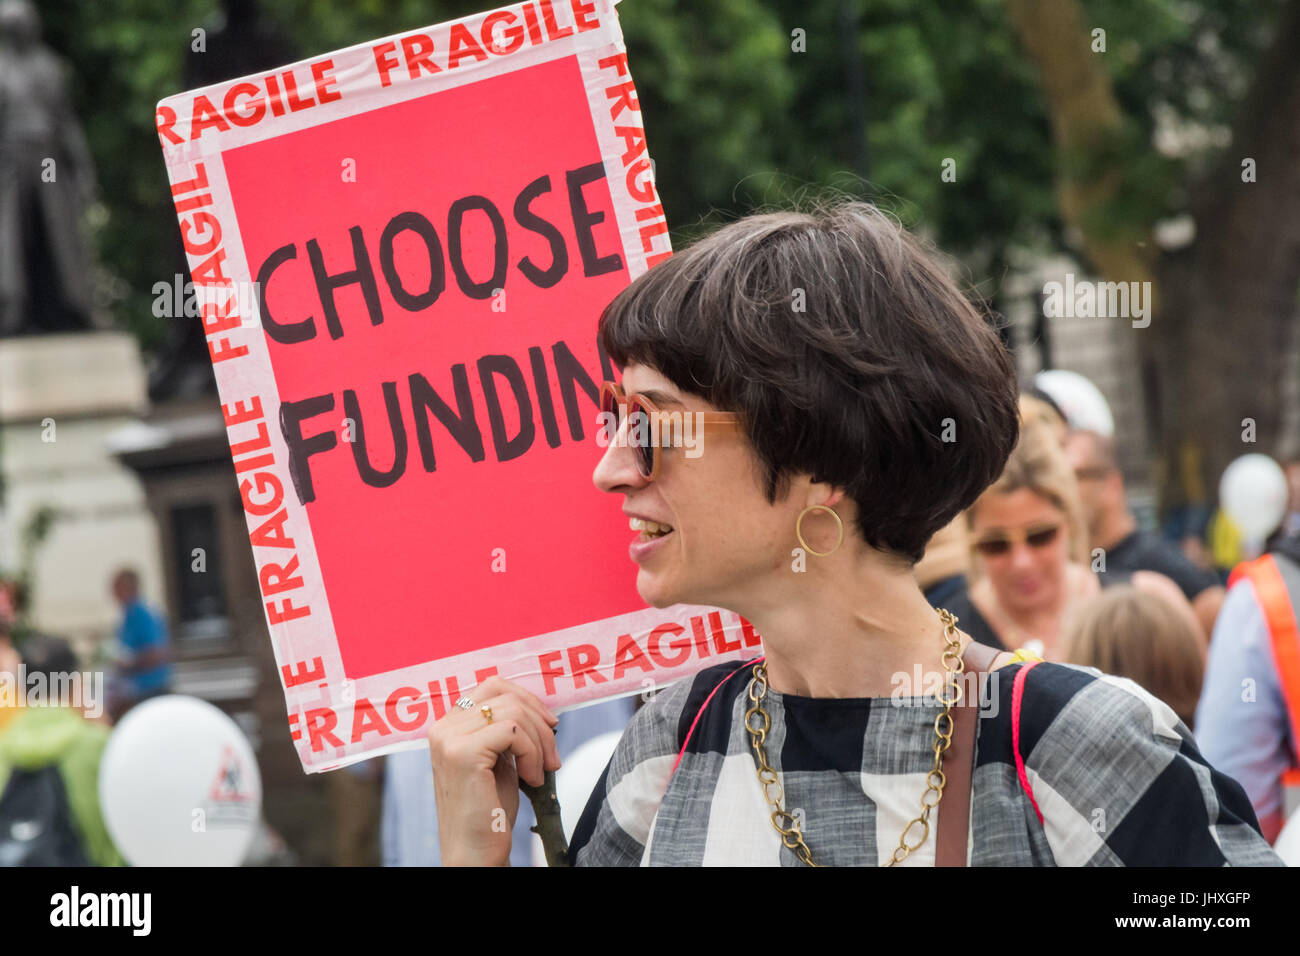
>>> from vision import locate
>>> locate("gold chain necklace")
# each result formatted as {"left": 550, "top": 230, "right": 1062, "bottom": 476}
{"left": 742, "top": 607, "right": 965, "bottom": 866}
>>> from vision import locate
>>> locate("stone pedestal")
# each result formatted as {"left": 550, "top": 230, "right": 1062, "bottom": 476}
{"left": 0, "top": 332, "right": 163, "bottom": 649}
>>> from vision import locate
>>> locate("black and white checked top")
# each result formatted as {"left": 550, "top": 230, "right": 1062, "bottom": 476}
{"left": 568, "top": 657, "right": 1283, "bottom": 866}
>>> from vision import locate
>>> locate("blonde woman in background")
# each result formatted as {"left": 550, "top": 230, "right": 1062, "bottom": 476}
{"left": 1060, "top": 584, "right": 1206, "bottom": 729}
{"left": 953, "top": 393, "right": 1069, "bottom": 593}
{"left": 941, "top": 407, "right": 1197, "bottom": 659}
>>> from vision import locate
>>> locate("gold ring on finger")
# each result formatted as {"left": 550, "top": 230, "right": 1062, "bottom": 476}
{"left": 481, "top": 705, "right": 494, "bottom": 723}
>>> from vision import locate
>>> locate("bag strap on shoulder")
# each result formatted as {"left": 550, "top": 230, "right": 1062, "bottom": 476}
{"left": 671, "top": 656, "right": 764, "bottom": 777}
{"left": 1012, "top": 659, "right": 1045, "bottom": 826}
{"left": 935, "top": 639, "right": 1001, "bottom": 866}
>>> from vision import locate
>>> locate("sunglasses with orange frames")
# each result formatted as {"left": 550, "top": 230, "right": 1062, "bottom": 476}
{"left": 599, "top": 381, "right": 742, "bottom": 481}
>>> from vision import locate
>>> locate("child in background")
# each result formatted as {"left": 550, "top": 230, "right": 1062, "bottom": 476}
{"left": 1059, "top": 583, "right": 1205, "bottom": 729}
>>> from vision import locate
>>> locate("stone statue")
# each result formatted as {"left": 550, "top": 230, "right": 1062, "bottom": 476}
{"left": 0, "top": 0, "right": 102, "bottom": 336}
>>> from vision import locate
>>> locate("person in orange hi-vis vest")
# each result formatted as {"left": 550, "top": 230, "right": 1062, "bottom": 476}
{"left": 1196, "top": 531, "right": 1300, "bottom": 843}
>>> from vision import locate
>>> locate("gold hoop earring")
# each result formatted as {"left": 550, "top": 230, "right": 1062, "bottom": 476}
{"left": 795, "top": 505, "right": 844, "bottom": 557}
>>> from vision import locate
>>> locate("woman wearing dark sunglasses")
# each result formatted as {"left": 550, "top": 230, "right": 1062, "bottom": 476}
{"left": 427, "top": 201, "right": 1279, "bottom": 866}
{"left": 945, "top": 402, "right": 1201, "bottom": 661}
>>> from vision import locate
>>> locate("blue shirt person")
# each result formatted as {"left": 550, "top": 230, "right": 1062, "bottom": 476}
{"left": 109, "top": 569, "right": 172, "bottom": 713}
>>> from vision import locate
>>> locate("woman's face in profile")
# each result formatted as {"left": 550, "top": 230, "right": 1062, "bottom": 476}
{"left": 592, "top": 361, "right": 795, "bottom": 610}
{"left": 969, "top": 488, "right": 1070, "bottom": 613}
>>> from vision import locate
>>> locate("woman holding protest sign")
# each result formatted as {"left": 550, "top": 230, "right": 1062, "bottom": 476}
{"left": 427, "top": 201, "right": 1280, "bottom": 866}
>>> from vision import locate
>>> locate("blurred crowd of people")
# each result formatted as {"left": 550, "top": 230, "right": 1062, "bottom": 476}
{"left": 916, "top": 376, "right": 1300, "bottom": 848}
{"left": 0, "top": 570, "right": 171, "bottom": 864}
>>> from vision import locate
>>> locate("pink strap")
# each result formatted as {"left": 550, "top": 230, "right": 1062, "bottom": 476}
{"left": 1012, "top": 660, "right": 1044, "bottom": 825}
{"left": 670, "top": 657, "right": 764, "bottom": 776}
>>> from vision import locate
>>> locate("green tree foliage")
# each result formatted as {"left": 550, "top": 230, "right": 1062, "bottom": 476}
{"left": 38, "top": 0, "right": 1285, "bottom": 352}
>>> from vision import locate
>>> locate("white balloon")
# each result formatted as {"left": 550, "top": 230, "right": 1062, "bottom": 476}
{"left": 1220, "top": 454, "right": 1288, "bottom": 542}
{"left": 1034, "top": 370, "right": 1115, "bottom": 437}
{"left": 556, "top": 730, "right": 624, "bottom": 842}
{"left": 99, "top": 695, "right": 261, "bottom": 866}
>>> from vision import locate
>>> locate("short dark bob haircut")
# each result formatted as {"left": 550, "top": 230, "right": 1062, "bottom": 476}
{"left": 597, "top": 200, "right": 1020, "bottom": 566}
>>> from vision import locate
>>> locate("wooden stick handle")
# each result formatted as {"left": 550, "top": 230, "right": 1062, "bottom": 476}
{"left": 520, "top": 768, "right": 570, "bottom": 867}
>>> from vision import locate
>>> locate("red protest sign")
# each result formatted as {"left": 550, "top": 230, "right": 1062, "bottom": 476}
{"left": 157, "top": 0, "right": 760, "bottom": 772}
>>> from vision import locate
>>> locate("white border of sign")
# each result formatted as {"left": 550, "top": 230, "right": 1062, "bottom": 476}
{"left": 158, "top": 0, "right": 760, "bottom": 772}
